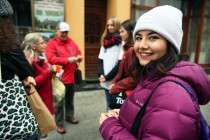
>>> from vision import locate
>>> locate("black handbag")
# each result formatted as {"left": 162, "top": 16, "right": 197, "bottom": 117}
{"left": 108, "top": 91, "right": 127, "bottom": 109}
{"left": 74, "top": 68, "right": 82, "bottom": 84}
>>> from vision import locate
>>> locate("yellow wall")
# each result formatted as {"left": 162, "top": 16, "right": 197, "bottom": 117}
{"left": 64, "top": 0, "right": 130, "bottom": 80}
{"left": 65, "top": 0, "right": 85, "bottom": 79}
{"left": 107, "top": 0, "right": 131, "bottom": 22}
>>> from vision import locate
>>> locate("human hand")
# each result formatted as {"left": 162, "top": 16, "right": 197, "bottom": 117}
{"left": 99, "top": 75, "right": 106, "bottom": 82}
{"left": 99, "top": 112, "right": 109, "bottom": 125}
{"left": 23, "top": 76, "right": 36, "bottom": 87}
{"left": 99, "top": 109, "right": 120, "bottom": 125}
{"left": 77, "top": 55, "right": 83, "bottom": 63}
{"left": 68, "top": 57, "right": 78, "bottom": 63}
{"left": 108, "top": 109, "right": 120, "bottom": 120}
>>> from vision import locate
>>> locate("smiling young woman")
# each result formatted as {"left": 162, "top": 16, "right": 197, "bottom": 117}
{"left": 99, "top": 5, "right": 210, "bottom": 140}
{"left": 134, "top": 31, "right": 167, "bottom": 66}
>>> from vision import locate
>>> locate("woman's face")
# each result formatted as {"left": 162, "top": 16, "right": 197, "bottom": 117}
{"left": 134, "top": 30, "right": 167, "bottom": 66}
{"left": 33, "top": 37, "right": 46, "bottom": 54}
{"left": 107, "top": 19, "right": 115, "bottom": 33}
{"left": 120, "top": 26, "right": 129, "bottom": 42}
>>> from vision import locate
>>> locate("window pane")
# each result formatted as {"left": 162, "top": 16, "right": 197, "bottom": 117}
{"left": 160, "top": 0, "right": 182, "bottom": 9}
{"left": 206, "top": 0, "right": 210, "bottom": 15}
{"left": 190, "top": 1, "right": 202, "bottom": 16}
{"left": 199, "top": 18, "right": 210, "bottom": 63}
{"left": 134, "top": 0, "right": 156, "bottom": 7}
{"left": 135, "top": 9, "right": 148, "bottom": 20}
{"left": 187, "top": 18, "right": 199, "bottom": 62}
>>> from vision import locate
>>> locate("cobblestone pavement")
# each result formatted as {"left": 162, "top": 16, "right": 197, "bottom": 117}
{"left": 47, "top": 89, "right": 210, "bottom": 140}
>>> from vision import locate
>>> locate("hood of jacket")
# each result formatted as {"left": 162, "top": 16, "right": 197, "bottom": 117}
{"left": 166, "top": 61, "right": 210, "bottom": 104}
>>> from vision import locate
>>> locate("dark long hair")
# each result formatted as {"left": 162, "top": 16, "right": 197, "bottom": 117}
{"left": 0, "top": 16, "right": 19, "bottom": 52}
{"left": 129, "top": 42, "right": 181, "bottom": 81}
{"left": 121, "top": 19, "right": 136, "bottom": 47}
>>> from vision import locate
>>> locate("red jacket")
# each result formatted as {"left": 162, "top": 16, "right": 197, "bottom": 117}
{"left": 45, "top": 35, "right": 82, "bottom": 84}
{"left": 110, "top": 47, "right": 138, "bottom": 94}
{"left": 32, "top": 59, "right": 54, "bottom": 115}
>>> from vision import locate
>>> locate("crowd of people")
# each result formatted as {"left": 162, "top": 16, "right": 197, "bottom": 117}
{"left": 1, "top": 0, "right": 210, "bottom": 139}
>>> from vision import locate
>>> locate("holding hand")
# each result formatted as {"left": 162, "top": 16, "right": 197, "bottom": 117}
{"left": 99, "top": 109, "right": 120, "bottom": 125}
{"left": 77, "top": 55, "right": 83, "bottom": 63}
{"left": 23, "top": 76, "right": 36, "bottom": 87}
{"left": 68, "top": 57, "right": 78, "bottom": 64}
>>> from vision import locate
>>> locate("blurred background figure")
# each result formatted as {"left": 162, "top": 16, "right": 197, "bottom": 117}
{"left": 45, "top": 22, "right": 83, "bottom": 134}
{"left": 0, "top": 0, "right": 39, "bottom": 139}
{"left": 110, "top": 19, "right": 137, "bottom": 96}
{"left": 98, "top": 16, "right": 123, "bottom": 110}
{"left": 22, "top": 32, "right": 62, "bottom": 140}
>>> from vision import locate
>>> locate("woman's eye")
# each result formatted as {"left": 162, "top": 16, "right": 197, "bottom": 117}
{"left": 150, "top": 36, "right": 158, "bottom": 40}
{"left": 135, "top": 36, "right": 141, "bottom": 41}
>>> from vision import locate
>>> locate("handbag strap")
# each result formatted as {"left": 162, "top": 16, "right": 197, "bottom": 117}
{"left": 130, "top": 79, "right": 199, "bottom": 137}
{"left": 130, "top": 80, "right": 167, "bottom": 136}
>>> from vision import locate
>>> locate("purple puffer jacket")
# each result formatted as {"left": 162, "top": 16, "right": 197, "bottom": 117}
{"left": 100, "top": 61, "right": 210, "bottom": 140}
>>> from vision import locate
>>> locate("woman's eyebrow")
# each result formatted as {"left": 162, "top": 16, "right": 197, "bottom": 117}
{"left": 147, "top": 31, "right": 156, "bottom": 36}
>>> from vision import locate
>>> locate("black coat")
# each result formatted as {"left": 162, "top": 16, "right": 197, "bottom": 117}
{"left": 1, "top": 45, "right": 35, "bottom": 80}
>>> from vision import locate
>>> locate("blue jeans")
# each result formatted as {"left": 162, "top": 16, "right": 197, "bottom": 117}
{"left": 104, "top": 89, "right": 112, "bottom": 110}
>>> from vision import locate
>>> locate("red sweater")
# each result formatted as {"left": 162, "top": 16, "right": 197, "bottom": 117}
{"left": 45, "top": 35, "right": 82, "bottom": 84}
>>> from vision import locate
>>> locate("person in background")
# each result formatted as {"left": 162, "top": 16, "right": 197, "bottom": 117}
{"left": 99, "top": 5, "right": 210, "bottom": 139}
{"left": 22, "top": 32, "right": 62, "bottom": 140}
{"left": 110, "top": 19, "right": 138, "bottom": 96}
{"left": 0, "top": 0, "right": 39, "bottom": 139}
{"left": 45, "top": 22, "right": 83, "bottom": 134}
{"left": 98, "top": 16, "right": 123, "bottom": 110}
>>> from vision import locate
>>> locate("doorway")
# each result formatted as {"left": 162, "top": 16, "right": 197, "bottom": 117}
{"left": 85, "top": 0, "right": 107, "bottom": 79}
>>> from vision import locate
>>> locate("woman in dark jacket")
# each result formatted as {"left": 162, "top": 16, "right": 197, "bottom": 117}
{"left": 0, "top": 0, "right": 39, "bottom": 139}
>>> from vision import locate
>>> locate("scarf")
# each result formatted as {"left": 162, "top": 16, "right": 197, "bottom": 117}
{"left": 103, "top": 32, "right": 122, "bottom": 49}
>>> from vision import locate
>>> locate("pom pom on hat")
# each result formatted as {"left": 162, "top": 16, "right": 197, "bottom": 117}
{"left": 133, "top": 5, "right": 183, "bottom": 54}
{"left": 0, "top": 0, "right": 13, "bottom": 17}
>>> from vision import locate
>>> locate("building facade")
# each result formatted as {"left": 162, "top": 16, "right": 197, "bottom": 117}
{"left": 9, "top": 0, "right": 210, "bottom": 80}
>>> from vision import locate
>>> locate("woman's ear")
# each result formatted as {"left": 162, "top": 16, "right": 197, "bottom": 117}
{"left": 31, "top": 45, "right": 36, "bottom": 50}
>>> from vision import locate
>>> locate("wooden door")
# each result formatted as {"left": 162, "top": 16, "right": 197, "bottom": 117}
{"left": 85, "top": 1, "right": 106, "bottom": 79}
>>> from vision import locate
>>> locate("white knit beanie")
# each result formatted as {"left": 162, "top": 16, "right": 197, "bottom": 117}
{"left": 133, "top": 5, "right": 183, "bottom": 53}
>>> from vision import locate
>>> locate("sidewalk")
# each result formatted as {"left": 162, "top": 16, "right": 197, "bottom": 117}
{"left": 47, "top": 89, "right": 210, "bottom": 140}
{"left": 48, "top": 89, "right": 105, "bottom": 140}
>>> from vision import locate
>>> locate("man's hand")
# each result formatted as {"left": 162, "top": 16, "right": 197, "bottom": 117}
{"left": 77, "top": 55, "right": 83, "bottom": 63}
{"left": 68, "top": 57, "right": 78, "bottom": 63}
